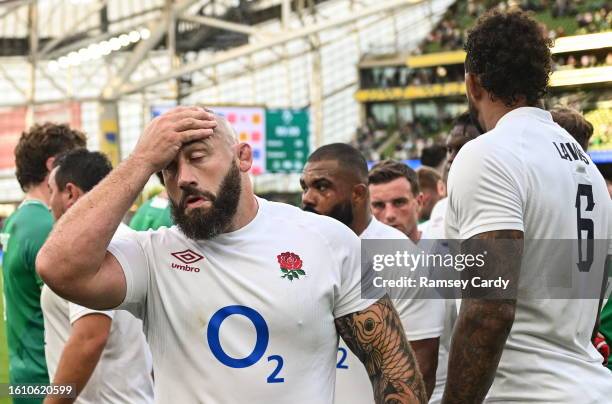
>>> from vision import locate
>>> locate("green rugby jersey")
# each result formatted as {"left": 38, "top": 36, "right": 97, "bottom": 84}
{"left": 129, "top": 196, "right": 173, "bottom": 231}
{"left": 1, "top": 199, "right": 51, "bottom": 398}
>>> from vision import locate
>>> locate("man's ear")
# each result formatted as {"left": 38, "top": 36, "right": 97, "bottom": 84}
{"left": 416, "top": 192, "right": 424, "bottom": 208}
{"left": 64, "top": 183, "right": 83, "bottom": 209}
{"left": 465, "top": 73, "right": 483, "bottom": 101}
{"left": 46, "top": 156, "right": 55, "bottom": 173}
{"left": 352, "top": 183, "right": 368, "bottom": 204}
{"left": 236, "top": 143, "right": 253, "bottom": 173}
{"left": 437, "top": 179, "right": 446, "bottom": 197}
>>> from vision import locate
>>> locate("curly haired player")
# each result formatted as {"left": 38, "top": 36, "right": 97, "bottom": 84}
{"left": 442, "top": 10, "right": 612, "bottom": 404}
{"left": 0, "top": 123, "right": 85, "bottom": 404}
{"left": 36, "top": 107, "right": 427, "bottom": 404}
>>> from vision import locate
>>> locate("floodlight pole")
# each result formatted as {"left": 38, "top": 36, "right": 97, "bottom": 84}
{"left": 26, "top": 1, "right": 38, "bottom": 126}
{"left": 282, "top": 0, "right": 291, "bottom": 30}
{"left": 166, "top": 0, "right": 179, "bottom": 102}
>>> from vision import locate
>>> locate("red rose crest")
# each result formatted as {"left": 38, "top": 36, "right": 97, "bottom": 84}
{"left": 277, "top": 252, "right": 305, "bottom": 281}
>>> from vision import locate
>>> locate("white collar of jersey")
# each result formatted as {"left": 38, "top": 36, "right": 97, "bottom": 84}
{"left": 496, "top": 106, "right": 552, "bottom": 129}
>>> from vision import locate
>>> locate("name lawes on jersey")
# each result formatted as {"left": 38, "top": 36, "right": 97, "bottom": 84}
{"left": 553, "top": 141, "right": 589, "bottom": 164}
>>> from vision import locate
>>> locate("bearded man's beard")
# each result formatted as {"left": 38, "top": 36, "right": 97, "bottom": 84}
{"left": 302, "top": 199, "right": 353, "bottom": 227}
{"left": 170, "top": 163, "right": 242, "bottom": 240}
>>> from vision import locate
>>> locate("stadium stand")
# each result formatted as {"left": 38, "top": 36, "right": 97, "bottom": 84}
{"left": 353, "top": 0, "right": 612, "bottom": 163}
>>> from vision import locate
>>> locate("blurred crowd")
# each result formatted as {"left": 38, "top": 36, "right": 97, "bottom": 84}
{"left": 350, "top": 118, "right": 387, "bottom": 161}
{"left": 354, "top": 0, "right": 611, "bottom": 161}
{"left": 353, "top": 115, "right": 454, "bottom": 162}
{"left": 360, "top": 64, "right": 465, "bottom": 89}
{"left": 415, "top": 0, "right": 611, "bottom": 54}
{"left": 554, "top": 51, "right": 612, "bottom": 70}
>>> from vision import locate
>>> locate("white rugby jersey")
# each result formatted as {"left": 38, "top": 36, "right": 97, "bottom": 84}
{"left": 42, "top": 223, "right": 153, "bottom": 404}
{"left": 335, "top": 217, "right": 445, "bottom": 404}
{"left": 420, "top": 200, "right": 456, "bottom": 404}
{"left": 422, "top": 198, "right": 447, "bottom": 240}
{"left": 447, "top": 107, "right": 612, "bottom": 403}
{"left": 108, "top": 198, "right": 377, "bottom": 403}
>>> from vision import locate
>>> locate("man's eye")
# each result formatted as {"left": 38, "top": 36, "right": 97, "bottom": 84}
{"left": 190, "top": 153, "right": 206, "bottom": 161}
{"left": 317, "top": 185, "right": 328, "bottom": 192}
{"left": 393, "top": 200, "right": 406, "bottom": 207}
{"left": 372, "top": 203, "right": 384, "bottom": 210}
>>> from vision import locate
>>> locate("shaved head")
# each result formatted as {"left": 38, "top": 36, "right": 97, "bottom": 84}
{"left": 307, "top": 143, "right": 368, "bottom": 185}
{"left": 179, "top": 114, "right": 238, "bottom": 154}
{"left": 213, "top": 114, "right": 238, "bottom": 146}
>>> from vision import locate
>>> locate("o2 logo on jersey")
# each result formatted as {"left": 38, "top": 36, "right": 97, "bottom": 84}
{"left": 206, "top": 305, "right": 285, "bottom": 383}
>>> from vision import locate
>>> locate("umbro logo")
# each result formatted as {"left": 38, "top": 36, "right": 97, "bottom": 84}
{"left": 171, "top": 249, "right": 204, "bottom": 264}
{"left": 170, "top": 249, "right": 204, "bottom": 273}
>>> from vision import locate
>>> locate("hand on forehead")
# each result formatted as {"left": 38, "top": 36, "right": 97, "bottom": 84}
{"left": 181, "top": 114, "right": 237, "bottom": 152}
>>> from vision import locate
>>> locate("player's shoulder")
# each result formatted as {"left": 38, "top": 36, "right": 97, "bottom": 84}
{"left": 10, "top": 202, "right": 53, "bottom": 238}
{"left": 113, "top": 221, "right": 180, "bottom": 248}
{"left": 17, "top": 201, "right": 53, "bottom": 224}
{"left": 430, "top": 197, "right": 448, "bottom": 219}
{"left": 452, "top": 132, "right": 491, "bottom": 166}
{"left": 115, "top": 222, "right": 136, "bottom": 238}
{"left": 454, "top": 122, "right": 524, "bottom": 176}
{"left": 262, "top": 198, "right": 360, "bottom": 247}
{"left": 262, "top": 198, "right": 342, "bottom": 227}
{"left": 459, "top": 122, "right": 517, "bottom": 157}
{"left": 362, "top": 218, "right": 407, "bottom": 240}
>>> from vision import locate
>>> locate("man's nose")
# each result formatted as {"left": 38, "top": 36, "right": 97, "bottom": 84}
{"left": 302, "top": 188, "right": 317, "bottom": 208}
{"left": 383, "top": 205, "right": 396, "bottom": 223}
{"left": 177, "top": 161, "right": 198, "bottom": 188}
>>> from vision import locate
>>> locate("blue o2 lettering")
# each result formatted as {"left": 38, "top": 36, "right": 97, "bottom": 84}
{"left": 206, "top": 305, "right": 285, "bottom": 383}
{"left": 266, "top": 355, "right": 285, "bottom": 383}
{"left": 207, "top": 305, "right": 268, "bottom": 368}
{"left": 336, "top": 347, "right": 349, "bottom": 369}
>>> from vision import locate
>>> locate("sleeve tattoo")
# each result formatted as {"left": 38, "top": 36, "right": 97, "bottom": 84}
{"left": 441, "top": 230, "right": 523, "bottom": 404}
{"left": 335, "top": 296, "right": 427, "bottom": 404}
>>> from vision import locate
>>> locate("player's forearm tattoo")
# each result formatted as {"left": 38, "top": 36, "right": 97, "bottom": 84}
{"left": 442, "top": 230, "right": 523, "bottom": 404}
{"left": 335, "top": 296, "right": 427, "bottom": 404}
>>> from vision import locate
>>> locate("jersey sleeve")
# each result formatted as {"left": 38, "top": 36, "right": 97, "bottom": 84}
{"left": 447, "top": 140, "right": 525, "bottom": 240}
{"left": 393, "top": 298, "right": 445, "bottom": 340}
{"left": 326, "top": 221, "right": 382, "bottom": 318}
{"left": 107, "top": 233, "right": 150, "bottom": 319}
{"left": 68, "top": 302, "right": 114, "bottom": 324}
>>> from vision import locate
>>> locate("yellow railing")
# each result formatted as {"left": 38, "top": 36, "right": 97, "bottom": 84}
{"left": 360, "top": 32, "right": 612, "bottom": 70}
{"left": 551, "top": 32, "right": 612, "bottom": 54}
{"left": 406, "top": 50, "right": 466, "bottom": 68}
{"left": 549, "top": 66, "right": 612, "bottom": 87}
{"left": 355, "top": 82, "right": 466, "bottom": 102}
{"left": 356, "top": 66, "right": 612, "bottom": 102}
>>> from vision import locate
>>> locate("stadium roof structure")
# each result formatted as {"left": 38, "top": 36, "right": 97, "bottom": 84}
{"left": 0, "top": 0, "right": 453, "bottom": 201}
{"left": 0, "top": 0, "right": 448, "bottom": 104}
